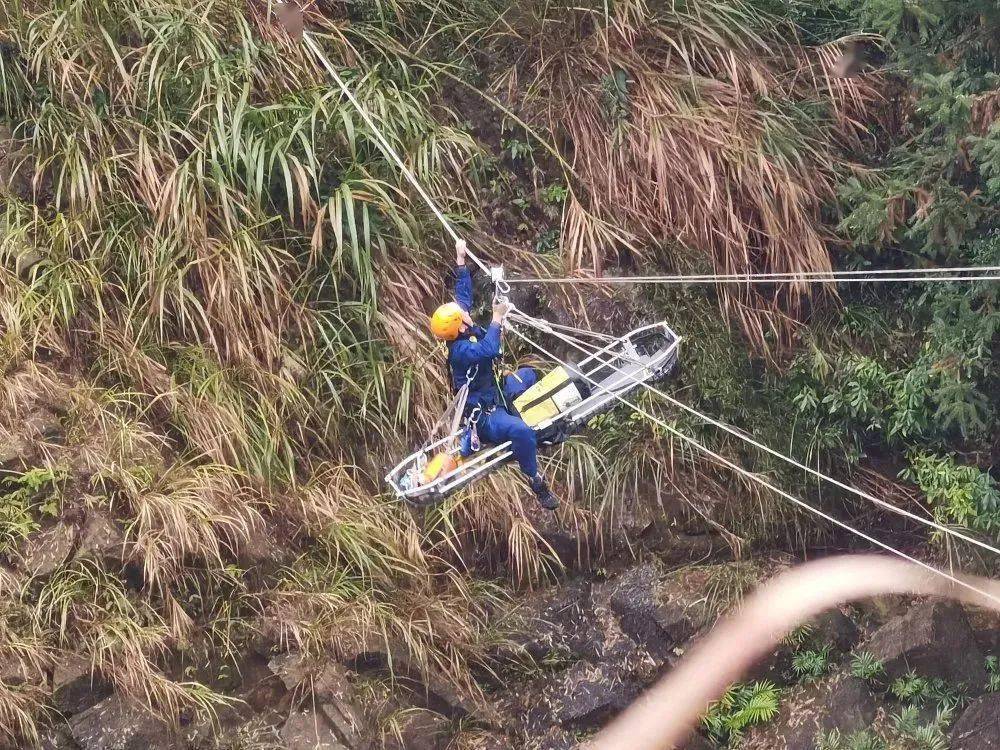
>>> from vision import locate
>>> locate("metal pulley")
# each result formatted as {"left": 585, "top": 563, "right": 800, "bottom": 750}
{"left": 491, "top": 266, "right": 511, "bottom": 304}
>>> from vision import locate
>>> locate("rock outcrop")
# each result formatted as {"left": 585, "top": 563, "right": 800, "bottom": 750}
{"left": 952, "top": 694, "right": 1000, "bottom": 749}
{"left": 864, "top": 601, "right": 988, "bottom": 688}
{"left": 68, "top": 696, "right": 178, "bottom": 750}
{"left": 607, "top": 563, "right": 695, "bottom": 659}
{"left": 281, "top": 707, "right": 351, "bottom": 750}
{"left": 746, "top": 674, "right": 878, "bottom": 750}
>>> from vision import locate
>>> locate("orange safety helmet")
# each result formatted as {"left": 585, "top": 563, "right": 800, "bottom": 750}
{"left": 430, "top": 302, "right": 465, "bottom": 340}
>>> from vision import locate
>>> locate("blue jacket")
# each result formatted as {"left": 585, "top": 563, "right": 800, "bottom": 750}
{"left": 447, "top": 266, "right": 503, "bottom": 412}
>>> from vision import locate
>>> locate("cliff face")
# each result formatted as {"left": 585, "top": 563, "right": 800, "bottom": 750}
{"left": 5, "top": 412, "right": 997, "bottom": 750}
{"left": 3, "top": 0, "right": 1000, "bottom": 747}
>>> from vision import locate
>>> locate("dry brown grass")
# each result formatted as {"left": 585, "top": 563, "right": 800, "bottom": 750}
{"left": 113, "top": 461, "right": 264, "bottom": 591}
{"left": 496, "top": 0, "right": 882, "bottom": 349}
{"left": 0, "top": 594, "right": 52, "bottom": 747}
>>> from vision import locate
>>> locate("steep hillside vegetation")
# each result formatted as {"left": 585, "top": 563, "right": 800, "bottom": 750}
{"left": 0, "top": 0, "right": 999, "bottom": 748}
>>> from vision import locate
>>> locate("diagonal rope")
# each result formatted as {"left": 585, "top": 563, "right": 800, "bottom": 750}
{"left": 506, "top": 322, "right": 1000, "bottom": 606}
{"left": 511, "top": 311, "right": 1000, "bottom": 560}
{"left": 508, "top": 266, "right": 1000, "bottom": 286}
{"left": 299, "top": 30, "right": 493, "bottom": 276}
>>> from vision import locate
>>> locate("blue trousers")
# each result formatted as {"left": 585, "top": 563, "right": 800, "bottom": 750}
{"left": 478, "top": 368, "right": 539, "bottom": 478}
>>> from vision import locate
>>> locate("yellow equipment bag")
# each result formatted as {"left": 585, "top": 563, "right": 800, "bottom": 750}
{"left": 421, "top": 452, "right": 460, "bottom": 485}
{"left": 513, "top": 366, "right": 584, "bottom": 427}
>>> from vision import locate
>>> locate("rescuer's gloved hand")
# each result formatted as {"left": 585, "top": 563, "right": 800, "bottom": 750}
{"left": 492, "top": 301, "right": 512, "bottom": 324}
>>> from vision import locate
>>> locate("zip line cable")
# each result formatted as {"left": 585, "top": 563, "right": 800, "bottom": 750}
{"left": 505, "top": 322, "right": 1000, "bottom": 607}
{"left": 299, "top": 30, "right": 493, "bottom": 276}
{"left": 508, "top": 267, "right": 1000, "bottom": 286}
{"left": 510, "top": 310, "right": 1000, "bottom": 560}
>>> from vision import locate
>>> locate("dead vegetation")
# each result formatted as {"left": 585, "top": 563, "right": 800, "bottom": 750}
{"left": 495, "top": 0, "right": 882, "bottom": 349}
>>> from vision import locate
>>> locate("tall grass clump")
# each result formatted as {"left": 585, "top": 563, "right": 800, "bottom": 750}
{"left": 0, "top": 0, "right": 512, "bottom": 742}
{"left": 489, "top": 0, "right": 880, "bottom": 348}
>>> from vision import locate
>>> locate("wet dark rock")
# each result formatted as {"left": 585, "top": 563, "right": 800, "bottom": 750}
{"left": 180, "top": 704, "right": 255, "bottom": 748}
{"left": 268, "top": 652, "right": 348, "bottom": 698}
{"left": 267, "top": 653, "right": 367, "bottom": 747}
{"left": 20, "top": 512, "right": 124, "bottom": 580}
{"left": 607, "top": 564, "right": 694, "bottom": 660}
{"left": 800, "top": 675, "right": 877, "bottom": 745}
{"left": 456, "top": 733, "right": 507, "bottom": 750}
{"left": 639, "top": 528, "right": 723, "bottom": 567}
{"left": 39, "top": 720, "right": 77, "bottom": 750}
{"left": 348, "top": 643, "right": 482, "bottom": 720}
{"left": 952, "top": 693, "right": 1000, "bottom": 749}
{"left": 382, "top": 709, "right": 450, "bottom": 750}
{"left": 975, "top": 625, "right": 1000, "bottom": 656}
{"left": 281, "top": 707, "right": 349, "bottom": 750}
{"left": 812, "top": 609, "right": 861, "bottom": 653}
{"left": 510, "top": 579, "right": 638, "bottom": 665}
{"left": 52, "top": 654, "right": 112, "bottom": 715}
{"left": 532, "top": 513, "right": 587, "bottom": 569}
{"left": 68, "top": 696, "right": 178, "bottom": 750}
{"left": 0, "top": 650, "right": 44, "bottom": 688}
{"left": 75, "top": 513, "right": 124, "bottom": 562}
{"left": 543, "top": 662, "right": 640, "bottom": 730}
{"left": 865, "top": 601, "right": 987, "bottom": 688}
{"left": 320, "top": 700, "right": 366, "bottom": 750}
{"left": 0, "top": 440, "right": 20, "bottom": 469}
{"left": 531, "top": 727, "right": 579, "bottom": 750}
{"left": 21, "top": 523, "right": 75, "bottom": 577}
{"left": 754, "top": 608, "right": 863, "bottom": 686}
{"left": 681, "top": 735, "right": 715, "bottom": 750}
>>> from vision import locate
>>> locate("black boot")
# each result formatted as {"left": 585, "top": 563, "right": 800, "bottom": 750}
{"left": 530, "top": 474, "right": 559, "bottom": 510}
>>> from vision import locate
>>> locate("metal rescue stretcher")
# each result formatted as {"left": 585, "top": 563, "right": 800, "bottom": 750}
{"left": 386, "top": 322, "right": 681, "bottom": 506}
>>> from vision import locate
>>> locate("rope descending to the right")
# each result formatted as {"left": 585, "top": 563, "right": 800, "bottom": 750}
{"left": 510, "top": 310, "right": 1000, "bottom": 561}
{"left": 507, "top": 265, "right": 1000, "bottom": 286}
{"left": 505, "top": 315, "right": 1000, "bottom": 605}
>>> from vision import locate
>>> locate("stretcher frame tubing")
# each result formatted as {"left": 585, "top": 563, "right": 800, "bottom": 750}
{"left": 385, "top": 322, "right": 681, "bottom": 505}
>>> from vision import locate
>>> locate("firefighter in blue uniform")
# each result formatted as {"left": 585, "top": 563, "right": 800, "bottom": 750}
{"left": 429, "top": 240, "right": 558, "bottom": 510}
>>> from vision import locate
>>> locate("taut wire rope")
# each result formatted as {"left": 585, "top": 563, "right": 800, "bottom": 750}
{"left": 297, "top": 15, "right": 999, "bottom": 291}
{"left": 509, "top": 310, "right": 1000, "bottom": 560}
{"left": 299, "top": 30, "right": 493, "bottom": 276}
{"left": 507, "top": 266, "right": 1000, "bottom": 286}
{"left": 504, "top": 322, "right": 1000, "bottom": 606}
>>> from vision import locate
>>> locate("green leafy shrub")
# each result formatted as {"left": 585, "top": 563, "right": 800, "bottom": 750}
{"left": 986, "top": 655, "right": 1000, "bottom": 692}
{"left": 891, "top": 672, "right": 931, "bottom": 702}
{"left": 503, "top": 138, "right": 534, "bottom": 162}
{"left": 535, "top": 228, "right": 560, "bottom": 253}
{"left": 850, "top": 652, "right": 886, "bottom": 683}
{"left": 815, "top": 728, "right": 886, "bottom": 750}
{"left": 0, "top": 467, "right": 66, "bottom": 554}
{"left": 891, "top": 704, "right": 952, "bottom": 750}
{"left": 902, "top": 452, "right": 1000, "bottom": 535}
{"left": 702, "top": 681, "right": 781, "bottom": 746}
{"left": 890, "top": 672, "right": 966, "bottom": 712}
{"left": 783, "top": 623, "right": 816, "bottom": 649}
{"left": 540, "top": 183, "right": 568, "bottom": 206}
{"left": 792, "top": 645, "right": 833, "bottom": 682}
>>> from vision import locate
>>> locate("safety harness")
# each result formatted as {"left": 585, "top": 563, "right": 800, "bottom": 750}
{"left": 444, "top": 266, "right": 514, "bottom": 456}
